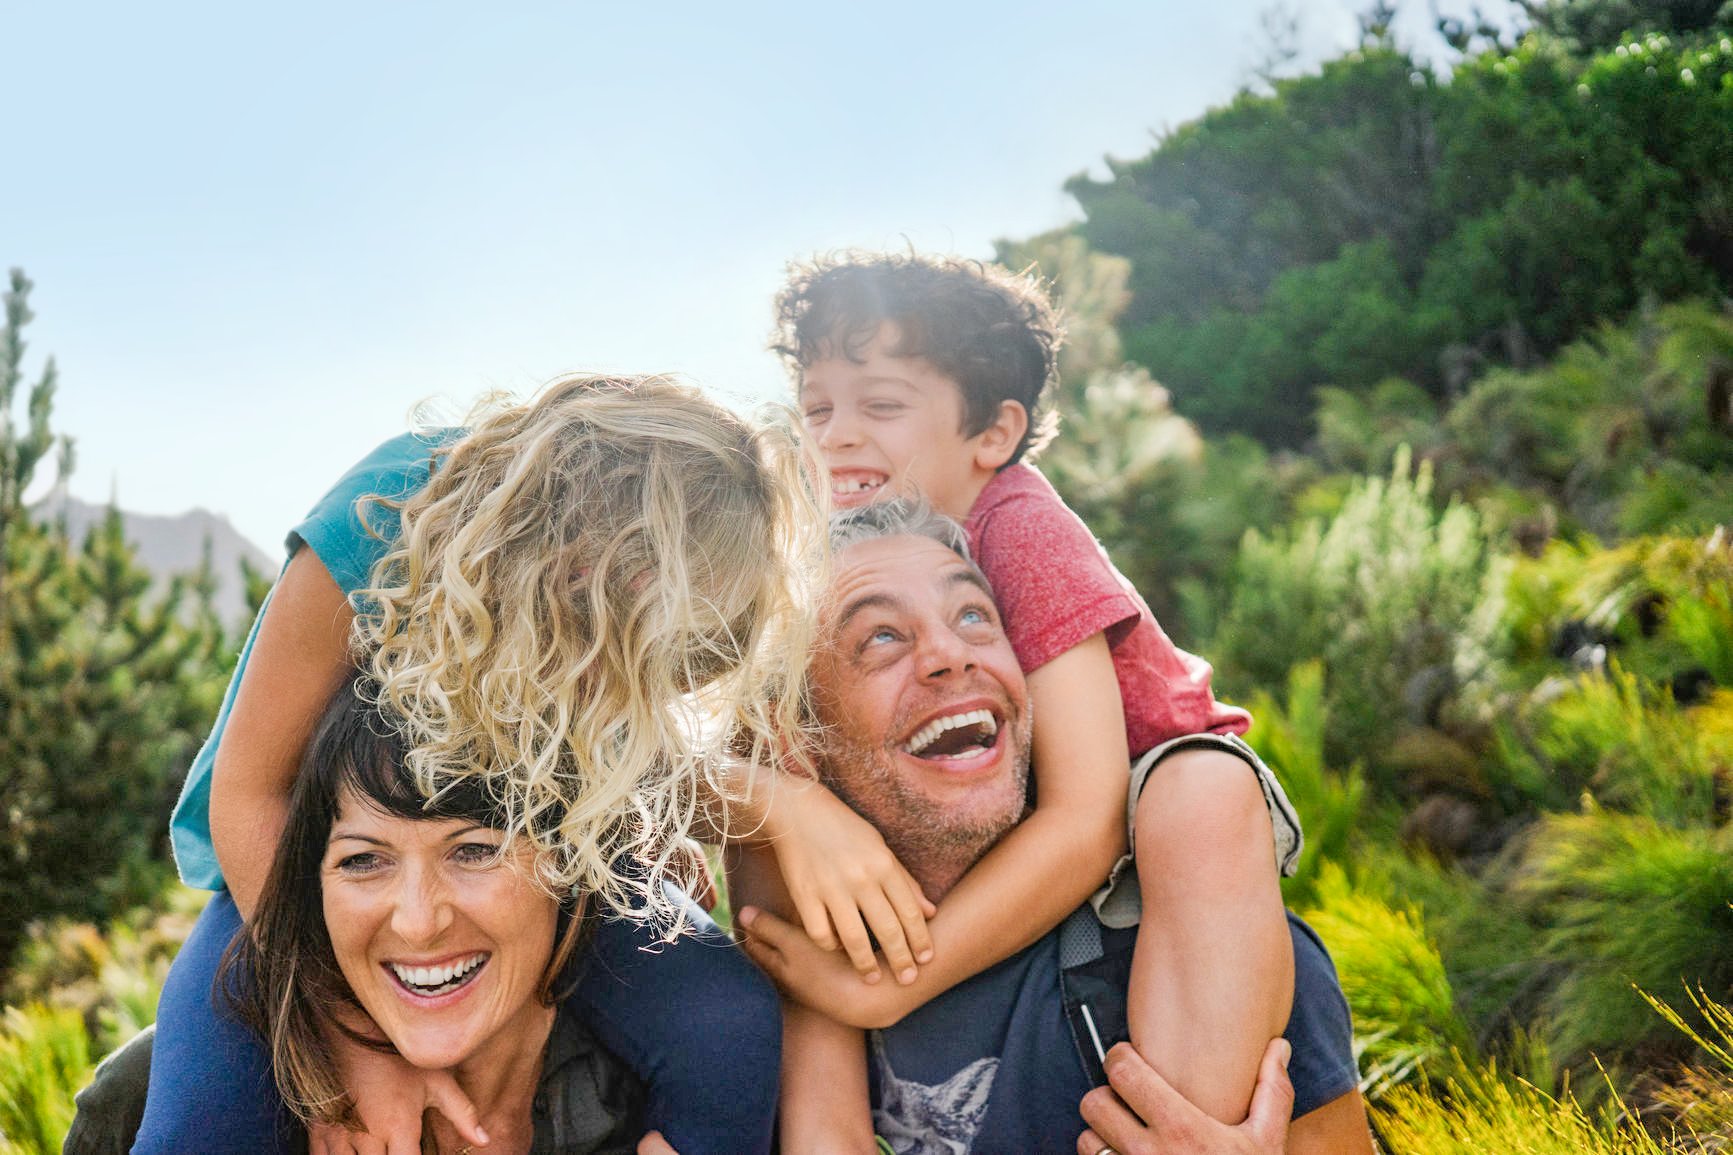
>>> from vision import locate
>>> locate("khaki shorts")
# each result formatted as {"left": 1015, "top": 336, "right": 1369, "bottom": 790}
{"left": 1089, "top": 732, "right": 1304, "bottom": 930}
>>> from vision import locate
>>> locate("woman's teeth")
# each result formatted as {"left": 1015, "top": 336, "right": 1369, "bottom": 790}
{"left": 389, "top": 953, "right": 488, "bottom": 993}
{"left": 903, "top": 709, "right": 998, "bottom": 756}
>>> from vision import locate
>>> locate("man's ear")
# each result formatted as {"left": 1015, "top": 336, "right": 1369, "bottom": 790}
{"left": 972, "top": 401, "right": 1028, "bottom": 472}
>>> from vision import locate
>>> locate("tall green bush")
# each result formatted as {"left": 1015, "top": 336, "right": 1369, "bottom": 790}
{"left": 1509, "top": 811, "right": 1733, "bottom": 1063}
{"left": 0, "top": 271, "right": 228, "bottom": 968}
{"left": 1212, "top": 449, "right": 1498, "bottom": 777}
{"left": 0, "top": 1004, "right": 89, "bottom": 1155}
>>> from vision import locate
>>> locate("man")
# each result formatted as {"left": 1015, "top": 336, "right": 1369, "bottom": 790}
{"left": 740, "top": 502, "right": 1373, "bottom": 1154}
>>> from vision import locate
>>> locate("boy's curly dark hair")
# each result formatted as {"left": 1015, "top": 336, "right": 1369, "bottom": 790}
{"left": 772, "top": 251, "right": 1064, "bottom": 466}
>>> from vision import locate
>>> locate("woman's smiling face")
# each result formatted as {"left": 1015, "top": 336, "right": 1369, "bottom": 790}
{"left": 321, "top": 788, "right": 558, "bottom": 1071}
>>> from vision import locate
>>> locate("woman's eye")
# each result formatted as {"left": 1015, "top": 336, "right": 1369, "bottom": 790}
{"left": 452, "top": 842, "right": 502, "bottom": 867}
{"left": 336, "top": 852, "right": 383, "bottom": 875}
{"left": 959, "top": 607, "right": 989, "bottom": 627}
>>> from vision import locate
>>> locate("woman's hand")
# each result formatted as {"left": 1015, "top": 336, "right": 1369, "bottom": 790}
{"left": 737, "top": 905, "right": 924, "bottom": 1030}
{"left": 761, "top": 777, "right": 937, "bottom": 986}
{"left": 638, "top": 1132, "right": 680, "bottom": 1155}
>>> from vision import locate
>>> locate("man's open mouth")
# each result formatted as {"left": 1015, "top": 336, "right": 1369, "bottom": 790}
{"left": 902, "top": 709, "right": 1000, "bottom": 760}
{"left": 386, "top": 952, "right": 489, "bottom": 996}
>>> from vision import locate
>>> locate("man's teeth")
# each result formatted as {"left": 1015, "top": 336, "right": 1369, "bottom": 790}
{"left": 832, "top": 476, "right": 884, "bottom": 495}
{"left": 903, "top": 709, "right": 998, "bottom": 756}
{"left": 390, "top": 953, "right": 488, "bottom": 991}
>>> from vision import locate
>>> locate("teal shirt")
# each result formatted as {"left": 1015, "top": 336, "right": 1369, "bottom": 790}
{"left": 169, "top": 430, "right": 455, "bottom": 889}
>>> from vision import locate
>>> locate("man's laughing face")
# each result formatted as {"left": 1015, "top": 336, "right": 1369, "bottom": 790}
{"left": 811, "top": 533, "right": 1031, "bottom": 885}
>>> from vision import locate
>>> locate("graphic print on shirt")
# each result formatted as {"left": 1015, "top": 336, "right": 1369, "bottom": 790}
{"left": 871, "top": 1031, "right": 998, "bottom": 1155}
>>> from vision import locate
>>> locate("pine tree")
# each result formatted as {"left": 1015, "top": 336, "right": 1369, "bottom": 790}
{"left": 0, "top": 270, "right": 226, "bottom": 969}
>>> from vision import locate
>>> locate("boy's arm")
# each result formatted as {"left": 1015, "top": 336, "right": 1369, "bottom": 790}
{"left": 744, "top": 633, "right": 1128, "bottom": 1028}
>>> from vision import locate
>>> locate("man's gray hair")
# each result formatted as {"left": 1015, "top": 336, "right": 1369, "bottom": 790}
{"left": 828, "top": 499, "right": 973, "bottom": 562}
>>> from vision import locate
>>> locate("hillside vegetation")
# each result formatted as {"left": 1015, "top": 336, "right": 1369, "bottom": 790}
{"left": 3, "top": 1, "right": 1733, "bottom": 1149}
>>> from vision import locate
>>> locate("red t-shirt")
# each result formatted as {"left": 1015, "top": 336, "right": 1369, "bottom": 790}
{"left": 964, "top": 464, "right": 1250, "bottom": 755}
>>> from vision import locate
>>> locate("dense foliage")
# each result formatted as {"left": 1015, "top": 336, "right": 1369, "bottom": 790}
{"left": 2, "top": 1, "right": 1732, "bottom": 1150}
{"left": 1010, "top": 2, "right": 1733, "bottom": 1147}
{"left": 0, "top": 272, "right": 229, "bottom": 971}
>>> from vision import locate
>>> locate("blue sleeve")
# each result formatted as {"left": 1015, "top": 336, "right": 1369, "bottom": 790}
{"left": 289, "top": 429, "right": 453, "bottom": 596}
{"left": 570, "top": 889, "right": 780, "bottom": 1155}
{"left": 1283, "top": 912, "right": 1362, "bottom": 1118}
{"left": 167, "top": 429, "right": 455, "bottom": 891}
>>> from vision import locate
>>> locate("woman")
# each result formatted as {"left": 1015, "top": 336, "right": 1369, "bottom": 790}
{"left": 229, "top": 677, "right": 646, "bottom": 1154}
{"left": 136, "top": 375, "right": 819, "bottom": 1154}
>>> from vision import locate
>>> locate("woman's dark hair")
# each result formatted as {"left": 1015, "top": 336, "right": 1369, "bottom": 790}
{"left": 219, "top": 675, "right": 586, "bottom": 1127}
{"left": 772, "top": 250, "right": 1064, "bottom": 466}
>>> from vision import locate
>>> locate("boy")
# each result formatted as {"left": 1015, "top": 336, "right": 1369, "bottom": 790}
{"left": 759, "top": 252, "right": 1304, "bottom": 1148}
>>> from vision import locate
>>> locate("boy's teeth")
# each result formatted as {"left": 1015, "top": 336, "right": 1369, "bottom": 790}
{"left": 832, "top": 477, "right": 883, "bottom": 494}
{"left": 902, "top": 709, "right": 998, "bottom": 756}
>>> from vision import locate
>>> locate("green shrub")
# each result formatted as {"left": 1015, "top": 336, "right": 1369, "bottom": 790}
{"left": 0, "top": 1003, "right": 89, "bottom": 1155}
{"left": 1212, "top": 449, "right": 1499, "bottom": 779}
{"left": 1374, "top": 1058, "right": 1669, "bottom": 1155}
{"left": 1509, "top": 812, "right": 1733, "bottom": 1063}
{"left": 1243, "top": 661, "right": 1369, "bottom": 908}
{"left": 1299, "top": 862, "right": 1473, "bottom": 1098}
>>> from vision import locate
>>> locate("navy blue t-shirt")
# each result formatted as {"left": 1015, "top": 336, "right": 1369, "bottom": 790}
{"left": 869, "top": 912, "right": 1359, "bottom": 1154}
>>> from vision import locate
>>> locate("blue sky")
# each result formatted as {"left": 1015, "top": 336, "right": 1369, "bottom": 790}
{"left": 6, "top": 0, "right": 1467, "bottom": 556}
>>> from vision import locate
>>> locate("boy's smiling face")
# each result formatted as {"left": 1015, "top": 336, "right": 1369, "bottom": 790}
{"left": 800, "top": 323, "right": 1024, "bottom": 519}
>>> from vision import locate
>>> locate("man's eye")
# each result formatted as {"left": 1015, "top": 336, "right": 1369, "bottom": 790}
{"left": 959, "top": 607, "right": 990, "bottom": 627}
{"left": 864, "top": 627, "right": 900, "bottom": 647}
{"left": 453, "top": 842, "right": 502, "bottom": 867}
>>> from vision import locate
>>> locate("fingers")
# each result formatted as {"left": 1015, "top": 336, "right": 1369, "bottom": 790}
{"left": 638, "top": 1131, "right": 680, "bottom": 1155}
{"left": 792, "top": 886, "right": 842, "bottom": 953}
{"left": 1076, "top": 1127, "right": 1112, "bottom": 1155}
{"left": 1081, "top": 1043, "right": 1203, "bottom": 1150}
{"left": 855, "top": 889, "right": 919, "bottom": 983}
{"left": 812, "top": 893, "right": 879, "bottom": 982}
{"left": 424, "top": 1067, "right": 490, "bottom": 1148}
{"left": 1243, "top": 1037, "right": 1296, "bottom": 1146}
{"left": 736, "top": 906, "right": 791, "bottom": 984}
{"left": 884, "top": 874, "right": 936, "bottom": 969}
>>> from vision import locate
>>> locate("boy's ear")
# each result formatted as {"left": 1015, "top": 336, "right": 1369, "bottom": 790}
{"left": 972, "top": 400, "right": 1028, "bottom": 471}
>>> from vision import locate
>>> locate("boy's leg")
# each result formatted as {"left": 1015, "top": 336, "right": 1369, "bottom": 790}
{"left": 1125, "top": 744, "right": 1294, "bottom": 1124}
{"left": 131, "top": 890, "right": 297, "bottom": 1154}
{"left": 571, "top": 883, "right": 781, "bottom": 1155}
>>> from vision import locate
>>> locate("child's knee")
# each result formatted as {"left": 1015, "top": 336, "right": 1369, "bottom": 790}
{"left": 1134, "top": 747, "right": 1274, "bottom": 864}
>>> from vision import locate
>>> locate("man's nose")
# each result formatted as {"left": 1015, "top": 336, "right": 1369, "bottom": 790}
{"left": 390, "top": 865, "right": 454, "bottom": 945}
{"left": 918, "top": 628, "right": 976, "bottom": 679}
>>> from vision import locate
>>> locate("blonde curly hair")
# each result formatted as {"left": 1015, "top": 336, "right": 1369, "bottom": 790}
{"left": 354, "top": 374, "right": 820, "bottom": 928}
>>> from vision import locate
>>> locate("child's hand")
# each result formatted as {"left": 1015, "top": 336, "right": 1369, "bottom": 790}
{"left": 767, "top": 780, "right": 937, "bottom": 985}
{"left": 737, "top": 905, "right": 926, "bottom": 1030}
{"left": 313, "top": 1020, "right": 489, "bottom": 1154}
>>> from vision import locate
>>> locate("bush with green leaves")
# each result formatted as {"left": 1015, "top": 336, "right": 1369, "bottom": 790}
{"left": 1490, "top": 666, "right": 1732, "bottom": 823}
{"left": 1507, "top": 810, "right": 1733, "bottom": 1064}
{"left": 0, "top": 1003, "right": 89, "bottom": 1155}
{"left": 1211, "top": 449, "right": 1499, "bottom": 780}
{"left": 1242, "top": 661, "right": 1369, "bottom": 908}
{"left": 1298, "top": 862, "right": 1472, "bottom": 1098}
{"left": 0, "top": 271, "right": 229, "bottom": 968}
